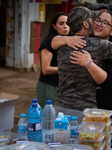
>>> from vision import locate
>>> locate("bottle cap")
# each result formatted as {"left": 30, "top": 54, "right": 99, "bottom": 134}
{"left": 72, "top": 116, "right": 77, "bottom": 120}
{"left": 32, "top": 99, "right": 38, "bottom": 103}
{"left": 58, "top": 112, "right": 64, "bottom": 117}
{"left": 46, "top": 100, "right": 52, "bottom": 104}
{"left": 21, "top": 114, "right": 26, "bottom": 117}
{"left": 32, "top": 103, "right": 37, "bottom": 107}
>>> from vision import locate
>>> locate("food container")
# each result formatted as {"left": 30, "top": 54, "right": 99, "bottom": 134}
{"left": 82, "top": 117, "right": 111, "bottom": 132}
{"left": 83, "top": 108, "right": 111, "bottom": 123}
{"left": 79, "top": 140, "right": 105, "bottom": 150}
{"left": 0, "top": 132, "right": 17, "bottom": 147}
{"left": 0, "top": 141, "right": 48, "bottom": 150}
{"left": 48, "top": 145, "right": 71, "bottom": 150}
{"left": 104, "top": 138, "right": 111, "bottom": 149}
{"left": 63, "top": 144, "right": 93, "bottom": 150}
{"left": 78, "top": 122, "right": 105, "bottom": 141}
{"left": 103, "top": 121, "right": 111, "bottom": 132}
{"left": 104, "top": 125, "right": 111, "bottom": 140}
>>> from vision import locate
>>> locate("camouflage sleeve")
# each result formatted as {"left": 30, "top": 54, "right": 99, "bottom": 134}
{"left": 99, "top": 39, "right": 112, "bottom": 60}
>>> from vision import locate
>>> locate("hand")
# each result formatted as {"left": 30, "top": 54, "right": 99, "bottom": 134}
{"left": 66, "top": 36, "right": 86, "bottom": 50}
{"left": 70, "top": 50, "right": 92, "bottom": 67}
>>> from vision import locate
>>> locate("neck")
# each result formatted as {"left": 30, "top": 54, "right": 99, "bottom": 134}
{"left": 75, "top": 29, "right": 90, "bottom": 37}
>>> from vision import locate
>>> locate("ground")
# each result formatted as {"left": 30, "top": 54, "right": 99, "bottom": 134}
{"left": 0, "top": 68, "right": 40, "bottom": 118}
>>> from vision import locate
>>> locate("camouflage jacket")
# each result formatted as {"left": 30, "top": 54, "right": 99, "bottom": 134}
{"left": 55, "top": 36, "right": 112, "bottom": 111}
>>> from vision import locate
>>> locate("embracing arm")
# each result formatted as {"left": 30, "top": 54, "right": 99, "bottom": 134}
{"left": 41, "top": 48, "right": 58, "bottom": 75}
{"left": 70, "top": 50, "right": 107, "bottom": 84}
{"left": 51, "top": 35, "right": 86, "bottom": 50}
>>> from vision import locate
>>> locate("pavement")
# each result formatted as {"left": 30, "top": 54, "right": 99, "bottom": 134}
{"left": 0, "top": 68, "right": 19, "bottom": 78}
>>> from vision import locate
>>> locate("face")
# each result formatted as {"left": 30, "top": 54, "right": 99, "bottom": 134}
{"left": 94, "top": 12, "right": 112, "bottom": 40}
{"left": 53, "top": 15, "right": 70, "bottom": 35}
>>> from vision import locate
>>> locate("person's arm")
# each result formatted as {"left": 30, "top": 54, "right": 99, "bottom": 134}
{"left": 51, "top": 35, "right": 86, "bottom": 50}
{"left": 41, "top": 48, "right": 58, "bottom": 75}
{"left": 70, "top": 50, "right": 107, "bottom": 84}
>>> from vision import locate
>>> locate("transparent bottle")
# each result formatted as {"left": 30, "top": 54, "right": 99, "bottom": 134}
{"left": 70, "top": 116, "right": 79, "bottom": 144}
{"left": 27, "top": 103, "right": 42, "bottom": 142}
{"left": 28, "top": 98, "right": 42, "bottom": 111}
{"left": 42, "top": 100, "right": 56, "bottom": 143}
{"left": 18, "top": 114, "right": 28, "bottom": 140}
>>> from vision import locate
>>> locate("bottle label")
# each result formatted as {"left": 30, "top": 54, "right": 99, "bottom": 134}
{"left": 42, "top": 133, "right": 54, "bottom": 143}
{"left": 28, "top": 122, "right": 42, "bottom": 131}
{"left": 70, "top": 127, "right": 78, "bottom": 136}
{"left": 18, "top": 125, "right": 28, "bottom": 133}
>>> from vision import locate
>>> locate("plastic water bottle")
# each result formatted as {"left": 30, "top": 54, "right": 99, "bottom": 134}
{"left": 28, "top": 99, "right": 42, "bottom": 111}
{"left": 27, "top": 103, "right": 42, "bottom": 142}
{"left": 18, "top": 114, "right": 28, "bottom": 140}
{"left": 70, "top": 116, "right": 79, "bottom": 144}
{"left": 42, "top": 100, "right": 56, "bottom": 143}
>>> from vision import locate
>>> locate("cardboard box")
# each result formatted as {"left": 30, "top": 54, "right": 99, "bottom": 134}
{"left": 0, "top": 93, "right": 20, "bottom": 131}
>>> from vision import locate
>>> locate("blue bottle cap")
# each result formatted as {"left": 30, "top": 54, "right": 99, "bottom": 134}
{"left": 46, "top": 100, "right": 52, "bottom": 104}
{"left": 32, "top": 103, "right": 37, "bottom": 107}
{"left": 72, "top": 116, "right": 77, "bottom": 120}
{"left": 32, "top": 99, "right": 38, "bottom": 103}
{"left": 21, "top": 114, "right": 26, "bottom": 117}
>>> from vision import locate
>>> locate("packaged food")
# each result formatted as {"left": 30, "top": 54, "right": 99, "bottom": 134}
{"left": 83, "top": 108, "right": 111, "bottom": 123}
{"left": 79, "top": 140, "right": 105, "bottom": 150}
{"left": 48, "top": 145, "right": 71, "bottom": 150}
{"left": 63, "top": 144, "right": 93, "bottom": 150}
{"left": 0, "top": 132, "right": 17, "bottom": 147}
{"left": 103, "top": 121, "right": 111, "bottom": 132}
{"left": 104, "top": 138, "right": 111, "bottom": 149}
{"left": 104, "top": 125, "right": 111, "bottom": 140}
{"left": 78, "top": 122, "right": 105, "bottom": 141}
{"left": 0, "top": 141, "right": 48, "bottom": 150}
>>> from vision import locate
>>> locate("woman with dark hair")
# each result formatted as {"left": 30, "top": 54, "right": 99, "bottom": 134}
{"left": 36, "top": 12, "right": 70, "bottom": 108}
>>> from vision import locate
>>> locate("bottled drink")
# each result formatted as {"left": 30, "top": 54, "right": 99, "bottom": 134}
{"left": 70, "top": 116, "right": 79, "bottom": 144}
{"left": 42, "top": 100, "right": 56, "bottom": 143}
{"left": 18, "top": 114, "right": 28, "bottom": 140}
{"left": 28, "top": 99, "right": 42, "bottom": 111}
{"left": 27, "top": 103, "right": 42, "bottom": 142}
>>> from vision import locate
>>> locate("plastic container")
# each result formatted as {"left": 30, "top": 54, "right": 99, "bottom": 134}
{"left": 42, "top": 100, "right": 56, "bottom": 143}
{"left": 0, "top": 132, "right": 17, "bottom": 147}
{"left": 104, "top": 125, "right": 111, "bottom": 140}
{"left": 83, "top": 108, "right": 111, "bottom": 123}
{"left": 0, "top": 141, "right": 48, "bottom": 150}
{"left": 54, "top": 112, "right": 70, "bottom": 144}
{"left": 104, "top": 138, "right": 111, "bottom": 149}
{"left": 82, "top": 117, "right": 111, "bottom": 132}
{"left": 48, "top": 145, "right": 71, "bottom": 150}
{"left": 104, "top": 121, "right": 111, "bottom": 132}
{"left": 70, "top": 116, "right": 79, "bottom": 144}
{"left": 79, "top": 139, "right": 105, "bottom": 150}
{"left": 27, "top": 103, "right": 42, "bottom": 142}
{"left": 18, "top": 114, "right": 28, "bottom": 140}
{"left": 78, "top": 122, "right": 105, "bottom": 141}
{"left": 63, "top": 144, "right": 94, "bottom": 150}
{"left": 28, "top": 98, "right": 42, "bottom": 111}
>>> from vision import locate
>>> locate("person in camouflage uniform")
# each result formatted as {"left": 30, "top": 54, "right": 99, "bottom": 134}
{"left": 54, "top": 6, "right": 112, "bottom": 122}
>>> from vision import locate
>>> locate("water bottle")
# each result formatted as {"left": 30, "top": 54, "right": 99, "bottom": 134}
{"left": 27, "top": 103, "right": 42, "bottom": 142}
{"left": 42, "top": 100, "right": 56, "bottom": 143}
{"left": 18, "top": 114, "right": 28, "bottom": 140}
{"left": 70, "top": 116, "right": 79, "bottom": 144}
{"left": 28, "top": 99, "right": 42, "bottom": 111}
